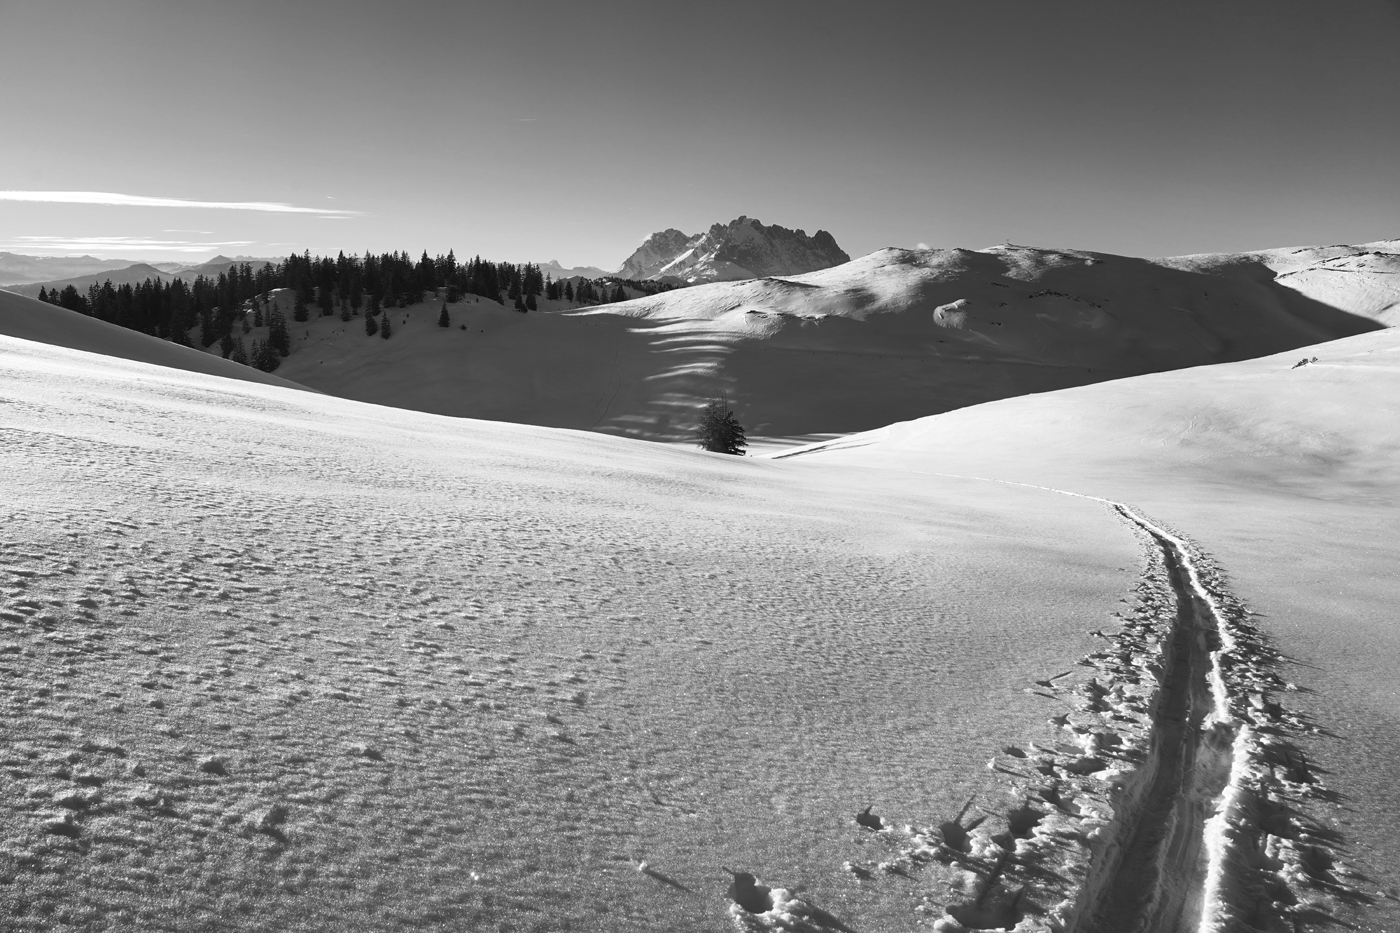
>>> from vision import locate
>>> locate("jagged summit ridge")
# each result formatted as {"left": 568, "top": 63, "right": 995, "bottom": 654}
{"left": 617, "top": 216, "right": 849, "bottom": 283}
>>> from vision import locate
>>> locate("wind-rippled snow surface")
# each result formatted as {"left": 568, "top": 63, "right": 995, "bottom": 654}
{"left": 0, "top": 337, "right": 1137, "bottom": 931}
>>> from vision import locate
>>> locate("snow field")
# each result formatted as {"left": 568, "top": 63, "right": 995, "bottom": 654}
{"left": 797, "top": 328, "right": 1400, "bottom": 930}
{"left": 2, "top": 335, "right": 1152, "bottom": 932}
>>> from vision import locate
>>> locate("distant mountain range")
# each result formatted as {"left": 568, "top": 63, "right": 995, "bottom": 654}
{"left": 0, "top": 252, "right": 143, "bottom": 286}
{"left": 2, "top": 254, "right": 281, "bottom": 299}
{"left": 616, "top": 216, "right": 849, "bottom": 284}
{"left": 537, "top": 260, "right": 611, "bottom": 280}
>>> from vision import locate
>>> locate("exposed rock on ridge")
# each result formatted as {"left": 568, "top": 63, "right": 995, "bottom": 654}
{"left": 616, "top": 216, "right": 850, "bottom": 283}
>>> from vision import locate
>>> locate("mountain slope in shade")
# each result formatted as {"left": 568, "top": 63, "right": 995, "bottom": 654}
{"left": 1161, "top": 238, "right": 1400, "bottom": 326}
{"left": 616, "top": 216, "right": 849, "bottom": 283}
{"left": 236, "top": 242, "right": 1385, "bottom": 443}
{"left": 558, "top": 243, "right": 1384, "bottom": 439}
{"left": 0, "top": 288, "right": 311, "bottom": 391}
{"left": 8, "top": 240, "right": 1389, "bottom": 446}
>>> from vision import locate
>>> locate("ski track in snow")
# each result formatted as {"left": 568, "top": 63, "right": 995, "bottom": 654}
{"left": 798, "top": 471, "right": 1365, "bottom": 933}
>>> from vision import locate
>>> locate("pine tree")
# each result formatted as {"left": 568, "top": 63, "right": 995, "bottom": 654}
{"left": 438, "top": 302, "right": 450, "bottom": 327}
{"left": 696, "top": 396, "right": 747, "bottom": 455}
{"left": 365, "top": 311, "right": 379, "bottom": 337}
{"left": 380, "top": 312, "right": 392, "bottom": 339}
{"left": 564, "top": 280, "right": 574, "bottom": 302}
{"left": 252, "top": 339, "right": 281, "bottom": 372}
{"left": 219, "top": 332, "right": 236, "bottom": 359}
{"left": 525, "top": 293, "right": 537, "bottom": 311}
{"left": 230, "top": 336, "right": 249, "bottom": 365}
{"left": 253, "top": 299, "right": 264, "bottom": 328}
{"left": 267, "top": 310, "right": 291, "bottom": 356}
{"left": 513, "top": 294, "right": 527, "bottom": 312}
{"left": 294, "top": 296, "right": 310, "bottom": 322}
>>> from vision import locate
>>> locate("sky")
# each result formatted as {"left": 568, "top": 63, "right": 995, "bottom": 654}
{"left": 2, "top": 0, "right": 1399, "bottom": 267}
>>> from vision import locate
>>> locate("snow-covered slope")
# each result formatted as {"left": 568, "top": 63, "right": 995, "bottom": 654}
{"left": 2, "top": 318, "right": 1397, "bottom": 929}
{"left": 1161, "top": 238, "right": 1400, "bottom": 327}
{"left": 0, "top": 332, "right": 1141, "bottom": 932}
{"left": 791, "top": 328, "right": 1400, "bottom": 931}
{"left": 254, "top": 243, "right": 1382, "bottom": 443}
{"left": 617, "top": 217, "right": 849, "bottom": 283}
{"left": 0, "top": 288, "right": 310, "bottom": 391}
{"left": 7, "top": 241, "right": 1390, "bottom": 447}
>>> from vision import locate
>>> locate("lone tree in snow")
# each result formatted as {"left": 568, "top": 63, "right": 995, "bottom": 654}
{"left": 438, "top": 302, "right": 450, "bottom": 327}
{"left": 696, "top": 396, "right": 746, "bottom": 455}
{"left": 365, "top": 309, "right": 379, "bottom": 337}
{"left": 380, "top": 312, "right": 392, "bottom": 339}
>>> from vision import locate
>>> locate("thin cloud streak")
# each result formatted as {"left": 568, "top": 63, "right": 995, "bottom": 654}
{"left": 0, "top": 190, "right": 358, "bottom": 215}
{"left": 1, "top": 236, "right": 255, "bottom": 255}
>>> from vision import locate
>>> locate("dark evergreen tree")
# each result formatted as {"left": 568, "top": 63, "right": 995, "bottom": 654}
{"left": 437, "top": 302, "right": 450, "bottom": 327}
{"left": 294, "top": 296, "right": 310, "bottom": 322}
{"left": 57, "top": 285, "right": 88, "bottom": 314}
{"left": 696, "top": 396, "right": 747, "bottom": 455}
{"left": 525, "top": 292, "right": 537, "bottom": 311}
{"left": 252, "top": 339, "right": 281, "bottom": 372}
{"left": 564, "top": 280, "right": 574, "bottom": 302}
{"left": 230, "top": 336, "right": 249, "bottom": 365}
{"left": 380, "top": 312, "right": 392, "bottom": 339}
{"left": 365, "top": 311, "right": 379, "bottom": 337}
{"left": 267, "top": 310, "right": 291, "bottom": 357}
{"left": 513, "top": 294, "right": 527, "bottom": 312}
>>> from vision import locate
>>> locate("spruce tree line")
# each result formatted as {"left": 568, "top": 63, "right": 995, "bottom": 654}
{"left": 35, "top": 250, "right": 680, "bottom": 363}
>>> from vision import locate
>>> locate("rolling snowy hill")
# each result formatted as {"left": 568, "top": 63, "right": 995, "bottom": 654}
{"left": 0, "top": 288, "right": 310, "bottom": 391}
{"left": 789, "top": 327, "right": 1400, "bottom": 932}
{"left": 1, "top": 318, "right": 1394, "bottom": 931}
{"left": 258, "top": 242, "right": 1387, "bottom": 443}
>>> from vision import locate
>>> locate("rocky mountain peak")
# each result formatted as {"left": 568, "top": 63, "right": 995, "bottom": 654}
{"left": 616, "top": 217, "right": 849, "bottom": 284}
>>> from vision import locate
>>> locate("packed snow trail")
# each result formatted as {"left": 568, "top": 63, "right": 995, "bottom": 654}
{"left": 769, "top": 456, "right": 1358, "bottom": 933}
{"left": 1073, "top": 507, "right": 1238, "bottom": 933}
